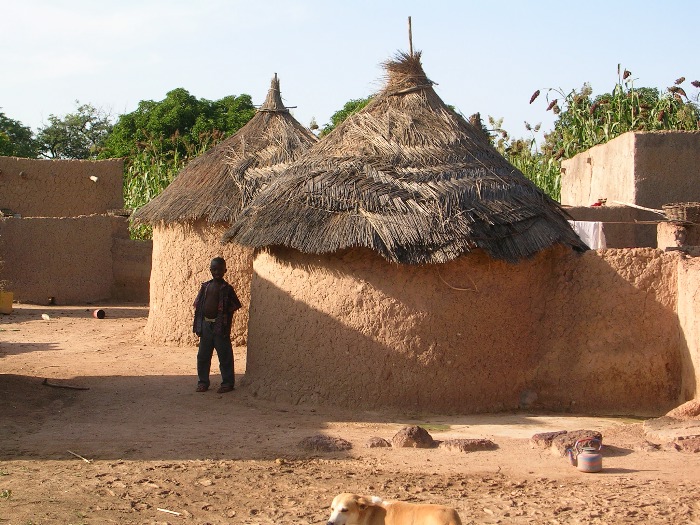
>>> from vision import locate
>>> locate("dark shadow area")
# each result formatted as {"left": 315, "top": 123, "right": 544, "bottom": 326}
{"left": 600, "top": 468, "right": 658, "bottom": 474}
{"left": 0, "top": 372, "right": 352, "bottom": 462}
{"left": 0, "top": 341, "right": 59, "bottom": 358}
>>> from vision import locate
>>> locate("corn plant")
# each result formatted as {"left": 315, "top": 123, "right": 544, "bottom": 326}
{"left": 124, "top": 130, "right": 225, "bottom": 239}
{"left": 492, "top": 68, "right": 700, "bottom": 201}
{"left": 489, "top": 117, "right": 561, "bottom": 199}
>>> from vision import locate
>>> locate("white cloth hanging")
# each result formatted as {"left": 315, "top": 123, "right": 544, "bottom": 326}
{"left": 568, "top": 221, "right": 606, "bottom": 249}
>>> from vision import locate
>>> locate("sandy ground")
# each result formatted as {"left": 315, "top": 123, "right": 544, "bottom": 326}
{"left": 1, "top": 304, "right": 699, "bottom": 525}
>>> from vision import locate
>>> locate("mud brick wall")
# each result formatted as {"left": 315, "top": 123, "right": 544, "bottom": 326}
{"left": 561, "top": 131, "right": 700, "bottom": 209}
{"left": 0, "top": 216, "right": 115, "bottom": 303}
{"left": 0, "top": 157, "right": 123, "bottom": 217}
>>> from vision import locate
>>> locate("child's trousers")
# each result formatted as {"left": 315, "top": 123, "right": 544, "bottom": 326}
{"left": 196, "top": 320, "right": 235, "bottom": 387}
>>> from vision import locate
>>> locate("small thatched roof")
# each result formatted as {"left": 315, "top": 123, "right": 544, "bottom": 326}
{"left": 132, "top": 75, "right": 317, "bottom": 225}
{"left": 223, "top": 52, "right": 587, "bottom": 264}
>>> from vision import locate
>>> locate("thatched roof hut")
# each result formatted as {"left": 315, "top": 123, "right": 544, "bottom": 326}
{"left": 224, "top": 52, "right": 586, "bottom": 263}
{"left": 133, "top": 74, "right": 317, "bottom": 225}
{"left": 132, "top": 75, "right": 317, "bottom": 347}
{"left": 217, "top": 53, "right": 611, "bottom": 414}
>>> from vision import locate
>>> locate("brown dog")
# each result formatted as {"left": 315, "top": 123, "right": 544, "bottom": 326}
{"left": 327, "top": 493, "right": 462, "bottom": 525}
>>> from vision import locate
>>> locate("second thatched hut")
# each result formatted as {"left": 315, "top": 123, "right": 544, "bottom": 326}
{"left": 223, "top": 53, "right": 682, "bottom": 415}
{"left": 132, "top": 75, "right": 317, "bottom": 346}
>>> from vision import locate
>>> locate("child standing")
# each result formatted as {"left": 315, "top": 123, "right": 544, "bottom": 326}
{"left": 192, "top": 257, "right": 241, "bottom": 393}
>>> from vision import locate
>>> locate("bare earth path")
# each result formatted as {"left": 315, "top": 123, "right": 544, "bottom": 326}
{"left": 1, "top": 304, "right": 699, "bottom": 524}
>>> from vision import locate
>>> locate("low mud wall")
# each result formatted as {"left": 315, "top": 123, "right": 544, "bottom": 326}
{"left": 0, "top": 157, "right": 123, "bottom": 217}
{"left": 0, "top": 216, "right": 116, "bottom": 303}
{"left": 111, "top": 238, "right": 152, "bottom": 302}
{"left": 144, "top": 221, "right": 253, "bottom": 347}
{"left": 244, "top": 246, "right": 685, "bottom": 415}
{"left": 561, "top": 131, "right": 700, "bottom": 208}
{"left": 677, "top": 258, "right": 700, "bottom": 399}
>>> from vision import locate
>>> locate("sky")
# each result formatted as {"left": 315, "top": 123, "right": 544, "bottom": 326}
{"left": 2, "top": 0, "right": 699, "bottom": 141}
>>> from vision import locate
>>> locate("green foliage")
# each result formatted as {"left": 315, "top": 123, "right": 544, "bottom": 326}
{"left": 100, "top": 88, "right": 255, "bottom": 159}
{"left": 124, "top": 132, "right": 226, "bottom": 239}
{"left": 320, "top": 96, "right": 373, "bottom": 136}
{"left": 103, "top": 88, "right": 254, "bottom": 239}
{"left": 489, "top": 117, "right": 561, "bottom": 200}
{"left": 35, "top": 102, "right": 113, "bottom": 159}
{"left": 494, "top": 68, "right": 700, "bottom": 200}
{"left": 0, "top": 111, "right": 38, "bottom": 158}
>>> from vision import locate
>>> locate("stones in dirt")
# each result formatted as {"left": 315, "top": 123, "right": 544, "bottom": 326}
{"left": 666, "top": 435, "right": 700, "bottom": 453}
{"left": 530, "top": 431, "right": 568, "bottom": 449}
{"left": 643, "top": 415, "right": 700, "bottom": 442}
{"left": 438, "top": 438, "right": 498, "bottom": 453}
{"left": 666, "top": 399, "right": 700, "bottom": 420}
{"left": 549, "top": 430, "right": 603, "bottom": 457}
{"left": 298, "top": 435, "right": 352, "bottom": 452}
{"left": 633, "top": 440, "right": 661, "bottom": 452}
{"left": 391, "top": 426, "right": 436, "bottom": 448}
{"left": 365, "top": 436, "right": 391, "bottom": 448}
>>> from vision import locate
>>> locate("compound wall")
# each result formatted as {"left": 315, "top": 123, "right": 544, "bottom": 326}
{"left": 561, "top": 131, "right": 700, "bottom": 208}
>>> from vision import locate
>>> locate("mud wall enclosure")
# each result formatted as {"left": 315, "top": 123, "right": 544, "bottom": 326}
{"left": 245, "top": 246, "right": 698, "bottom": 415}
{"left": 145, "top": 221, "right": 253, "bottom": 347}
{"left": 561, "top": 131, "right": 700, "bottom": 208}
{"left": 0, "top": 157, "right": 150, "bottom": 303}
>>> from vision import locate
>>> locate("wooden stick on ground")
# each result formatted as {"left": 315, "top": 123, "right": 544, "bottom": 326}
{"left": 42, "top": 378, "right": 90, "bottom": 390}
{"left": 157, "top": 508, "right": 182, "bottom": 516}
{"left": 67, "top": 450, "right": 92, "bottom": 463}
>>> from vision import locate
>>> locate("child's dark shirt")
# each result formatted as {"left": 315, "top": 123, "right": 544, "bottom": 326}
{"left": 193, "top": 279, "right": 241, "bottom": 337}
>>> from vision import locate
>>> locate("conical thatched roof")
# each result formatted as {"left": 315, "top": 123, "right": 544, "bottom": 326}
{"left": 132, "top": 75, "right": 317, "bottom": 224}
{"left": 223, "top": 52, "right": 587, "bottom": 263}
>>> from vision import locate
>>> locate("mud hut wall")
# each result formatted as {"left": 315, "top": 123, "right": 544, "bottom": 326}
{"left": 561, "top": 131, "right": 700, "bottom": 208}
{"left": 633, "top": 132, "right": 700, "bottom": 208}
{"left": 144, "top": 221, "right": 252, "bottom": 347}
{"left": 0, "top": 216, "right": 115, "bottom": 303}
{"left": 0, "top": 157, "right": 124, "bottom": 217}
{"left": 677, "top": 257, "right": 700, "bottom": 399}
{"left": 244, "top": 247, "right": 682, "bottom": 415}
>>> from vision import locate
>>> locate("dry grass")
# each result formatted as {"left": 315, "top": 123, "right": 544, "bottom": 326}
{"left": 131, "top": 75, "right": 317, "bottom": 226}
{"left": 225, "top": 52, "right": 587, "bottom": 264}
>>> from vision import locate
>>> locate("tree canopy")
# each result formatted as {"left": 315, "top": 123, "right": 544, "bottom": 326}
{"left": 35, "top": 102, "right": 113, "bottom": 159}
{"left": 100, "top": 88, "right": 256, "bottom": 159}
{"left": 0, "top": 111, "right": 38, "bottom": 158}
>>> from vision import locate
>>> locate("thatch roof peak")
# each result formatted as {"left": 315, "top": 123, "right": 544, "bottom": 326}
{"left": 131, "top": 74, "right": 316, "bottom": 225}
{"left": 224, "top": 53, "right": 586, "bottom": 264}
{"left": 258, "top": 73, "right": 288, "bottom": 113}
{"left": 382, "top": 51, "right": 434, "bottom": 95}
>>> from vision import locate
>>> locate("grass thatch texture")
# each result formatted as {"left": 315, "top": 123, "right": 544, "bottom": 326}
{"left": 225, "top": 52, "right": 587, "bottom": 264}
{"left": 131, "top": 76, "right": 317, "bottom": 225}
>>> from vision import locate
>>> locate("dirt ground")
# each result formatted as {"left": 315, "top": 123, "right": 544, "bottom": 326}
{"left": 1, "top": 304, "right": 699, "bottom": 525}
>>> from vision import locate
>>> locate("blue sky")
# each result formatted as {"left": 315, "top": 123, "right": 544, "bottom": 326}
{"left": 2, "top": 0, "right": 698, "bottom": 140}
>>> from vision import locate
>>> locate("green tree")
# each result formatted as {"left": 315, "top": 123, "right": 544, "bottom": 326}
{"left": 35, "top": 102, "right": 113, "bottom": 159}
{"left": 0, "top": 111, "right": 38, "bottom": 158}
{"left": 320, "top": 96, "right": 373, "bottom": 136}
{"left": 100, "top": 88, "right": 255, "bottom": 159}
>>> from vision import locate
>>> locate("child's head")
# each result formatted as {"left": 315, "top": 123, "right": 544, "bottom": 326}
{"left": 210, "top": 257, "right": 227, "bottom": 281}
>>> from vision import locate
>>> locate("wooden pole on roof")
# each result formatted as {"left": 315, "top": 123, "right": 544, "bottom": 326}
{"left": 408, "top": 16, "right": 413, "bottom": 56}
